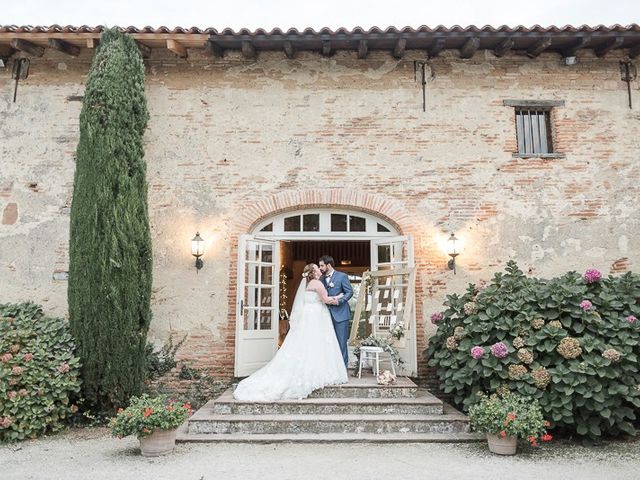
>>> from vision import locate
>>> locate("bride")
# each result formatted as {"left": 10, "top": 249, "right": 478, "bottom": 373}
{"left": 233, "top": 263, "right": 349, "bottom": 401}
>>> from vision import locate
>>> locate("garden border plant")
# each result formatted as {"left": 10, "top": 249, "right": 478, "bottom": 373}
{"left": 426, "top": 261, "right": 640, "bottom": 441}
{"left": 0, "top": 303, "right": 81, "bottom": 442}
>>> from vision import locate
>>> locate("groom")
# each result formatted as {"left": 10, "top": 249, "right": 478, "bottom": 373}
{"left": 319, "top": 255, "right": 353, "bottom": 368}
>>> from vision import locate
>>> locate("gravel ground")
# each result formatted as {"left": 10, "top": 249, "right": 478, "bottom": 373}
{"left": 1, "top": 428, "right": 639, "bottom": 480}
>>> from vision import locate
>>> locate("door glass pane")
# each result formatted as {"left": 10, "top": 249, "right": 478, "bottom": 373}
{"left": 246, "top": 264, "right": 260, "bottom": 285}
{"left": 260, "top": 288, "right": 273, "bottom": 307}
{"left": 261, "top": 244, "right": 273, "bottom": 263}
{"left": 244, "top": 308, "right": 258, "bottom": 330}
{"left": 350, "top": 215, "right": 366, "bottom": 232}
{"left": 377, "top": 244, "right": 391, "bottom": 264}
{"left": 259, "top": 309, "right": 272, "bottom": 330}
{"left": 246, "top": 242, "right": 260, "bottom": 262}
{"left": 377, "top": 223, "right": 390, "bottom": 232}
{"left": 261, "top": 265, "right": 273, "bottom": 284}
{"left": 284, "top": 215, "right": 301, "bottom": 231}
{"left": 303, "top": 214, "right": 320, "bottom": 232}
{"left": 331, "top": 214, "right": 347, "bottom": 232}
{"left": 260, "top": 223, "right": 273, "bottom": 232}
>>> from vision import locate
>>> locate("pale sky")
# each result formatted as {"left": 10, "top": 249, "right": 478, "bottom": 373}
{"left": 2, "top": 0, "right": 639, "bottom": 30}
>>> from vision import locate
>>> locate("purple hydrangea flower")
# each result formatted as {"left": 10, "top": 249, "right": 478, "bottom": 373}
{"left": 580, "top": 300, "right": 593, "bottom": 311}
{"left": 470, "top": 346, "right": 485, "bottom": 359}
{"left": 584, "top": 268, "right": 602, "bottom": 284}
{"left": 627, "top": 315, "right": 638, "bottom": 324}
{"left": 490, "top": 342, "right": 509, "bottom": 359}
{"left": 430, "top": 312, "right": 444, "bottom": 324}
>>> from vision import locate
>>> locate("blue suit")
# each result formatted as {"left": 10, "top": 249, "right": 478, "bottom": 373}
{"left": 323, "top": 270, "right": 353, "bottom": 367}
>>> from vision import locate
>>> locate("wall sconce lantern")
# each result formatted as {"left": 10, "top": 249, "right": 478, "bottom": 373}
{"left": 191, "top": 232, "right": 204, "bottom": 271}
{"left": 447, "top": 233, "right": 460, "bottom": 274}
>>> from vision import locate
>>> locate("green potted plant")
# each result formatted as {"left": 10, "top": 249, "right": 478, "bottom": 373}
{"left": 110, "top": 394, "right": 193, "bottom": 456}
{"left": 468, "top": 392, "right": 551, "bottom": 455}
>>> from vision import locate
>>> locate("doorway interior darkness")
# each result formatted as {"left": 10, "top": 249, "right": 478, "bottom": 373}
{"left": 278, "top": 240, "right": 370, "bottom": 346}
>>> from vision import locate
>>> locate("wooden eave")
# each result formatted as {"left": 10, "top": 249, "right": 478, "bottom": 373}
{"left": 1, "top": 26, "right": 639, "bottom": 59}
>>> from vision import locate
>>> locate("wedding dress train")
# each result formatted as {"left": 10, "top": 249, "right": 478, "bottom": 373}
{"left": 233, "top": 289, "right": 348, "bottom": 401}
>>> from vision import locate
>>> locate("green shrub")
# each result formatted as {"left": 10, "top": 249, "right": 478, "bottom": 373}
{"left": 0, "top": 303, "right": 82, "bottom": 442}
{"left": 426, "top": 261, "right": 640, "bottom": 440}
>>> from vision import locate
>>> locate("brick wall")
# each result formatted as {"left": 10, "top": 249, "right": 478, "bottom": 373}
{"left": 1, "top": 47, "right": 638, "bottom": 382}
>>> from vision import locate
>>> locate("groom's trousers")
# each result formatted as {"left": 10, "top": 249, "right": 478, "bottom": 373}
{"left": 332, "top": 319, "right": 350, "bottom": 367}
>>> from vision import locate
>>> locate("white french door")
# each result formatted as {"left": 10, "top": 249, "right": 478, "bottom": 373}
{"left": 234, "top": 235, "right": 280, "bottom": 377}
{"left": 370, "top": 235, "right": 417, "bottom": 376}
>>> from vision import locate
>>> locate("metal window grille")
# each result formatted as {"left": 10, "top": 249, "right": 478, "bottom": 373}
{"left": 515, "top": 108, "right": 553, "bottom": 154}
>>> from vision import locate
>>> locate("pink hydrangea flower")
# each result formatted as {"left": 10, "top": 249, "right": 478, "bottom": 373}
{"left": 7, "top": 391, "right": 17, "bottom": 399}
{"left": 18, "top": 389, "right": 28, "bottom": 397}
{"left": 11, "top": 366, "right": 23, "bottom": 375}
{"left": 23, "top": 353, "right": 33, "bottom": 362}
{"left": 470, "top": 346, "right": 485, "bottom": 359}
{"left": 0, "top": 353, "right": 13, "bottom": 362}
{"left": 57, "top": 363, "right": 70, "bottom": 374}
{"left": 580, "top": 300, "right": 593, "bottom": 311}
{"left": 1, "top": 417, "right": 13, "bottom": 428}
{"left": 627, "top": 315, "right": 638, "bottom": 324}
{"left": 430, "top": 312, "right": 444, "bottom": 324}
{"left": 9, "top": 344, "right": 20, "bottom": 354}
{"left": 584, "top": 269, "right": 602, "bottom": 284}
{"left": 491, "top": 342, "right": 509, "bottom": 358}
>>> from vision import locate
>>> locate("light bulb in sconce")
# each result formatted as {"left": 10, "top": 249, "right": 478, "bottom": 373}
{"left": 446, "top": 233, "right": 461, "bottom": 274}
{"left": 191, "top": 232, "right": 205, "bottom": 271}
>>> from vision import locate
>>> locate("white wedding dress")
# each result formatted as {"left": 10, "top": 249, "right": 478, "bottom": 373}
{"left": 233, "top": 285, "right": 348, "bottom": 401}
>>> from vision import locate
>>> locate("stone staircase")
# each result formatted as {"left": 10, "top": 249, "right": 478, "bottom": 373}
{"left": 177, "top": 374, "right": 482, "bottom": 443}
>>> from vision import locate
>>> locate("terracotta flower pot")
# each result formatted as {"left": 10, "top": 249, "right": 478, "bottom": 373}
{"left": 486, "top": 433, "right": 518, "bottom": 455}
{"left": 139, "top": 428, "right": 178, "bottom": 457}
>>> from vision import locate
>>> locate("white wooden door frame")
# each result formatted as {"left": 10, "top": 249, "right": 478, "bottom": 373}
{"left": 234, "top": 234, "right": 280, "bottom": 377}
{"left": 370, "top": 235, "right": 417, "bottom": 376}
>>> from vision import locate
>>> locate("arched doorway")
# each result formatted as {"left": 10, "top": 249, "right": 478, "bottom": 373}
{"left": 234, "top": 208, "right": 417, "bottom": 377}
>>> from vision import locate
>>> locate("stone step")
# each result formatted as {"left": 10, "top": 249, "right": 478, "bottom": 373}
{"left": 208, "top": 389, "right": 443, "bottom": 415}
{"left": 187, "top": 413, "right": 470, "bottom": 435}
{"left": 307, "top": 376, "right": 419, "bottom": 399}
{"left": 177, "top": 429, "right": 484, "bottom": 444}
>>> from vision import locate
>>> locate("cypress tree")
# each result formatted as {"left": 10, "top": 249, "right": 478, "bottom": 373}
{"left": 69, "top": 28, "right": 152, "bottom": 412}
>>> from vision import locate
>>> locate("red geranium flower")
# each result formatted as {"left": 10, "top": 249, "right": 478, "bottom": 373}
{"left": 542, "top": 434, "right": 553, "bottom": 442}
{"left": 143, "top": 407, "right": 153, "bottom": 417}
{"left": 500, "top": 431, "right": 507, "bottom": 438}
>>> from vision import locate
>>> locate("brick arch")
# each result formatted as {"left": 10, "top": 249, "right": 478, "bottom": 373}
{"left": 225, "top": 189, "right": 428, "bottom": 377}
{"left": 230, "top": 189, "right": 415, "bottom": 235}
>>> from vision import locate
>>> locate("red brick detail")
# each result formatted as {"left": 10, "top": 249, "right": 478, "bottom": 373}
{"left": 2, "top": 203, "right": 18, "bottom": 225}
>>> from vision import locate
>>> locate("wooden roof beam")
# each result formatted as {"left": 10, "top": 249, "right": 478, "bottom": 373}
{"left": 494, "top": 38, "right": 514, "bottom": 57}
{"left": 48, "top": 38, "right": 80, "bottom": 57}
{"left": 595, "top": 36, "right": 624, "bottom": 57}
{"left": 562, "top": 36, "right": 591, "bottom": 57}
{"left": 392, "top": 38, "right": 406, "bottom": 59}
{"left": 527, "top": 36, "right": 552, "bottom": 58}
{"left": 321, "top": 40, "right": 332, "bottom": 57}
{"left": 428, "top": 38, "right": 446, "bottom": 58}
{"left": 358, "top": 39, "right": 368, "bottom": 59}
{"left": 135, "top": 41, "right": 151, "bottom": 58}
{"left": 86, "top": 38, "right": 99, "bottom": 49}
{"left": 167, "top": 39, "right": 187, "bottom": 58}
{"left": 460, "top": 37, "right": 480, "bottom": 58}
{"left": 205, "top": 40, "right": 223, "bottom": 57}
{"left": 10, "top": 38, "right": 44, "bottom": 57}
{"left": 283, "top": 40, "right": 295, "bottom": 59}
{"left": 242, "top": 40, "right": 256, "bottom": 59}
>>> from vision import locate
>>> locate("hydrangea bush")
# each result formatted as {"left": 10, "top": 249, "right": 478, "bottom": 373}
{"left": 426, "top": 261, "right": 640, "bottom": 440}
{"left": 0, "top": 303, "right": 82, "bottom": 442}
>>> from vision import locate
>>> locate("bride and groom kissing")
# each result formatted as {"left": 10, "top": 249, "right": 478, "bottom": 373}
{"left": 234, "top": 255, "right": 354, "bottom": 401}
